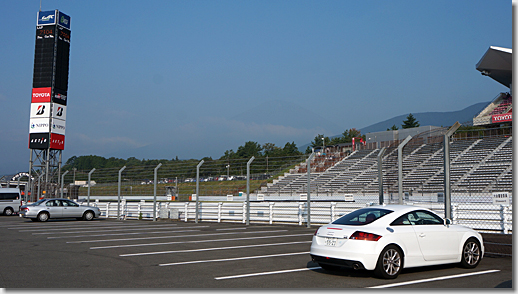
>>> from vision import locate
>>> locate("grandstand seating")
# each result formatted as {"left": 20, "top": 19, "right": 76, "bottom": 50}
{"left": 259, "top": 135, "right": 512, "bottom": 198}
{"left": 489, "top": 94, "right": 512, "bottom": 115}
{"left": 473, "top": 93, "right": 513, "bottom": 125}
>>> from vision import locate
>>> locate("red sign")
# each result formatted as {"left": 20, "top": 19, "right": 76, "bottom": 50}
{"left": 31, "top": 87, "right": 52, "bottom": 103}
{"left": 50, "top": 133, "right": 65, "bottom": 150}
{"left": 492, "top": 113, "right": 512, "bottom": 123}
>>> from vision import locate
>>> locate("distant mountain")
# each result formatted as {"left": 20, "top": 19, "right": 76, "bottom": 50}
{"left": 298, "top": 102, "right": 488, "bottom": 152}
{"left": 359, "top": 102, "right": 488, "bottom": 134}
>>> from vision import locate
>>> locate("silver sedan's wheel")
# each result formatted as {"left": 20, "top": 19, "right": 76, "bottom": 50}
{"left": 83, "top": 211, "right": 94, "bottom": 221}
{"left": 37, "top": 212, "right": 49, "bottom": 222}
{"left": 460, "top": 238, "right": 481, "bottom": 269}
{"left": 375, "top": 245, "right": 403, "bottom": 279}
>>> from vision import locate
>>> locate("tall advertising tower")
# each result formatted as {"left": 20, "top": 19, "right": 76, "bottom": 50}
{"left": 28, "top": 10, "right": 71, "bottom": 201}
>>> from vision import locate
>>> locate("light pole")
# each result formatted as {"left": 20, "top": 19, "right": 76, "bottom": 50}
{"left": 117, "top": 166, "right": 127, "bottom": 220}
{"left": 87, "top": 168, "right": 96, "bottom": 205}
{"left": 444, "top": 122, "right": 461, "bottom": 220}
{"left": 322, "top": 137, "right": 325, "bottom": 155}
{"left": 60, "top": 170, "right": 69, "bottom": 198}
{"left": 306, "top": 152, "right": 315, "bottom": 228}
{"left": 153, "top": 163, "right": 162, "bottom": 221}
{"left": 246, "top": 156, "right": 255, "bottom": 225}
{"left": 195, "top": 160, "right": 204, "bottom": 223}
{"left": 226, "top": 165, "right": 230, "bottom": 179}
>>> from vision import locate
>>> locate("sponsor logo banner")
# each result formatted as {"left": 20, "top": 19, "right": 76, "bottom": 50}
{"left": 492, "top": 192, "right": 510, "bottom": 206}
{"left": 51, "top": 118, "right": 66, "bottom": 135}
{"left": 37, "top": 10, "right": 56, "bottom": 26}
{"left": 50, "top": 133, "right": 65, "bottom": 150}
{"left": 30, "top": 103, "right": 51, "bottom": 118}
{"left": 52, "top": 104, "right": 67, "bottom": 121}
{"left": 29, "top": 118, "right": 50, "bottom": 134}
{"left": 52, "top": 88, "right": 67, "bottom": 105}
{"left": 57, "top": 11, "right": 71, "bottom": 29}
{"left": 29, "top": 133, "right": 50, "bottom": 149}
{"left": 492, "top": 113, "right": 512, "bottom": 123}
{"left": 32, "top": 87, "right": 52, "bottom": 103}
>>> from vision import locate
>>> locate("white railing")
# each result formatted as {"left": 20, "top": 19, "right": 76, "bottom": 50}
{"left": 82, "top": 200, "right": 512, "bottom": 235}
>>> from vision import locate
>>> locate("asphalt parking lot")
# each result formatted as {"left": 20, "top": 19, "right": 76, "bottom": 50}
{"left": 0, "top": 216, "right": 512, "bottom": 289}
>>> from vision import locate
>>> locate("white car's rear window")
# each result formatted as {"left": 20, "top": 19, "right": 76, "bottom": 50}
{"left": 332, "top": 208, "right": 393, "bottom": 226}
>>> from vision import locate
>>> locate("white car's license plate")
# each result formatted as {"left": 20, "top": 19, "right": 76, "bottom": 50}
{"left": 324, "top": 237, "right": 337, "bottom": 247}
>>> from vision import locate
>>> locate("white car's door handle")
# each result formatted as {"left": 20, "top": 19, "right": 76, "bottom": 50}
{"left": 419, "top": 233, "right": 426, "bottom": 238}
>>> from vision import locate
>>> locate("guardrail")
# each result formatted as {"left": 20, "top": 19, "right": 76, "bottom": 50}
{"left": 81, "top": 200, "right": 512, "bottom": 234}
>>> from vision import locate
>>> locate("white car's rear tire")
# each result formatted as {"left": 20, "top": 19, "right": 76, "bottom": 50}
{"left": 374, "top": 245, "right": 403, "bottom": 279}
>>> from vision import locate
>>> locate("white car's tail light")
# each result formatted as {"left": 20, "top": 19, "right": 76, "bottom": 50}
{"left": 350, "top": 231, "right": 382, "bottom": 241}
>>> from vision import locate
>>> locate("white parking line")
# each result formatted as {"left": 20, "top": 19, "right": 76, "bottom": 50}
{"left": 120, "top": 241, "right": 312, "bottom": 257}
{"left": 91, "top": 233, "right": 312, "bottom": 249}
{"left": 66, "top": 229, "right": 288, "bottom": 243}
{"left": 215, "top": 267, "right": 321, "bottom": 280}
{"left": 368, "top": 270, "right": 501, "bottom": 288}
{"left": 31, "top": 224, "right": 186, "bottom": 235}
{"left": 8, "top": 220, "right": 103, "bottom": 229}
{"left": 160, "top": 251, "right": 310, "bottom": 266}
{"left": 50, "top": 229, "right": 202, "bottom": 239}
{"left": 15, "top": 223, "right": 156, "bottom": 232}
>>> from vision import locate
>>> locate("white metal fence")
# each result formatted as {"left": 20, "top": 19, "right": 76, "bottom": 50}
{"left": 82, "top": 200, "right": 512, "bottom": 234}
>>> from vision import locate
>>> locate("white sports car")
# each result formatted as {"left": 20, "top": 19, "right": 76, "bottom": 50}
{"left": 310, "top": 204, "right": 484, "bottom": 279}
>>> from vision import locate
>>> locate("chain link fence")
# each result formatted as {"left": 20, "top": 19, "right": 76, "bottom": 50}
{"left": 1, "top": 128, "right": 512, "bottom": 234}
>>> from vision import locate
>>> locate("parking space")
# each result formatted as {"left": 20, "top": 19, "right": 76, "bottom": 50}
{"left": 0, "top": 216, "right": 512, "bottom": 289}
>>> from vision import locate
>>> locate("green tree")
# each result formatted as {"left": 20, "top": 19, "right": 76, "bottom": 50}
{"left": 65, "top": 156, "right": 77, "bottom": 166}
{"left": 347, "top": 128, "right": 362, "bottom": 139}
{"left": 236, "top": 141, "right": 263, "bottom": 158}
{"left": 282, "top": 141, "right": 301, "bottom": 156}
{"left": 387, "top": 124, "right": 399, "bottom": 131}
{"left": 262, "top": 143, "right": 281, "bottom": 157}
{"left": 220, "top": 149, "right": 236, "bottom": 161}
{"left": 402, "top": 113, "right": 420, "bottom": 129}
{"left": 329, "top": 128, "right": 364, "bottom": 145}
{"left": 310, "top": 134, "right": 330, "bottom": 149}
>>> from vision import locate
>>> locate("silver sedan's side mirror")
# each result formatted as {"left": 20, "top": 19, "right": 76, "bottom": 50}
{"left": 444, "top": 218, "right": 452, "bottom": 226}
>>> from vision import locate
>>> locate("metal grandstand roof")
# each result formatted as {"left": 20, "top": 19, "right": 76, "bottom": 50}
{"left": 476, "top": 46, "right": 512, "bottom": 88}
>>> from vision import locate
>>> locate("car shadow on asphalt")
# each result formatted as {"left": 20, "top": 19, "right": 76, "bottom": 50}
{"left": 306, "top": 261, "right": 373, "bottom": 279}
{"left": 306, "top": 261, "right": 470, "bottom": 279}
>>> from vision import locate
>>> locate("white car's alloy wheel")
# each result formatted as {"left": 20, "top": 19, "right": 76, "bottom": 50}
{"left": 383, "top": 249, "right": 401, "bottom": 275}
{"left": 375, "top": 245, "right": 403, "bottom": 279}
{"left": 461, "top": 238, "right": 481, "bottom": 268}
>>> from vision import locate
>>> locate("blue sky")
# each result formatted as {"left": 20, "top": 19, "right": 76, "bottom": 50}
{"left": 0, "top": 0, "right": 513, "bottom": 175}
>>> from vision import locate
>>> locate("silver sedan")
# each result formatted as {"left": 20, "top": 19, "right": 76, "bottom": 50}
{"left": 19, "top": 198, "right": 101, "bottom": 222}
